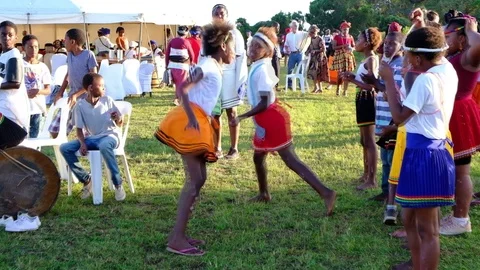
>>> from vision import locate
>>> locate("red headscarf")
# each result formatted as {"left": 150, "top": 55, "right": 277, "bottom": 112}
{"left": 340, "top": 21, "right": 351, "bottom": 29}
{"left": 285, "top": 27, "right": 291, "bottom": 34}
{"left": 388, "top": 22, "right": 402, "bottom": 33}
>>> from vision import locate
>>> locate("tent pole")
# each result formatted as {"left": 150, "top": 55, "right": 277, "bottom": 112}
{"left": 138, "top": 19, "right": 144, "bottom": 60}
{"left": 82, "top": 12, "right": 89, "bottom": 50}
{"left": 27, "top": 13, "right": 32, "bottom": 34}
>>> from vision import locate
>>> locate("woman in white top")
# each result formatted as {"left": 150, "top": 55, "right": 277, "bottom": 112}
{"left": 93, "top": 28, "right": 115, "bottom": 56}
{"left": 155, "top": 22, "right": 235, "bottom": 257}
{"left": 380, "top": 27, "right": 458, "bottom": 270}
{"left": 231, "top": 27, "right": 336, "bottom": 216}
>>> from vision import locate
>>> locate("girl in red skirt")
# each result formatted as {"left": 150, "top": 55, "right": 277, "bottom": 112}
{"left": 230, "top": 27, "right": 336, "bottom": 216}
{"left": 440, "top": 16, "right": 480, "bottom": 236}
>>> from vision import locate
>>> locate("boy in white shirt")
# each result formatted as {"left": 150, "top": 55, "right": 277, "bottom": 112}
{"left": 22, "top": 34, "right": 51, "bottom": 138}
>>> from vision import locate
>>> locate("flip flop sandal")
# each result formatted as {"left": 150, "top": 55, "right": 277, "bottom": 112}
{"left": 188, "top": 238, "right": 205, "bottom": 246}
{"left": 389, "top": 229, "right": 407, "bottom": 239}
{"left": 470, "top": 199, "right": 480, "bottom": 207}
{"left": 166, "top": 246, "right": 205, "bottom": 257}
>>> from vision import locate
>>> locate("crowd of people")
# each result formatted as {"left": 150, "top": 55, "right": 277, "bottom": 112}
{"left": 0, "top": 3, "right": 479, "bottom": 269}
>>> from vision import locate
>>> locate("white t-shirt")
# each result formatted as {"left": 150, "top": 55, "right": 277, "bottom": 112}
{"left": 0, "top": 48, "right": 29, "bottom": 128}
{"left": 247, "top": 58, "right": 278, "bottom": 107}
{"left": 24, "top": 61, "right": 51, "bottom": 115}
{"left": 284, "top": 31, "right": 311, "bottom": 54}
{"left": 188, "top": 57, "right": 222, "bottom": 115}
{"left": 94, "top": 36, "right": 115, "bottom": 54}
{"left": 125, "top": 49, "right": 137, "bottom": 59}
{"left": 402, "top": 61, "right": 458, "bottom": 139}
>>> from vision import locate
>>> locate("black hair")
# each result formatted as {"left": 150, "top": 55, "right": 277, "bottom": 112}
{"left": 116, "top": 27, "right": 124, "bottom": 33}
{"left": 202, "top": 22, "right": 233, "bottom": 56}
{"left": 272, "top": 21, "right": 280, "bottom": 28}
{"left": 15, "top": 43, "right": 22, "bottom": 47}
{"left": 65, "top": 28, "right": 86, "bottom": 46}
{"left": 386, "top": 31, "right": 405, "bottom": 43}
{"left": 22, "top": 34, "right": 38, "bottom": 46}
{"left": 0, "top": 21, "right": 17, "bottom": 33}
{"left": 426, "top": 10, "right": 439, "bottom": 22}
{"left": 212, "top": 4, "right": 228, "bottom": 16}
{"left": 446, "top": 17, "right": 466, "bottom": 36}
{"left": 444, "top": 10, "right": 463, "bottom": 24}
{"left": 45, "top": 43, "right": 54, "bottom": 47}
{"left": 82, "top": 73, "right": 103, "bottom": 89}
{"left": 405, "top": 27, "right": 445, "bottom": 61}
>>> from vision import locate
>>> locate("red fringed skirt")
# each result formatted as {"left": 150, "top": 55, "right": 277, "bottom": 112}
{"left": 449, "top": 96, "right": 480, "bottom": 159}
{"left": 253, "top": 102, "right": 292, "bottom": 152}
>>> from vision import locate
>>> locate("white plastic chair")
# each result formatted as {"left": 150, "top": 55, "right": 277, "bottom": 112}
{"left": 285, "top": 56, "right": 310, "bottom": 93}
{"left": 20, "top": 98, "right": 70, "bottom": 180}
{"left": 122, "top": 59, "right": 142, "bottom": 95}
{"left": 51, "top": 54, "right": 67, "bottom": 76}
{"left": 98, "top": 59, "right": 110, "bottom": 77}
{"left": 139, "top": 62, "right": 155, "bottom": 93}
{"left": 104, "top": 64, "right": 125, "bottom": 100}
{"left": 42, "top": 53, "right": 54, "bottom": 72}
{"left": 67, "top": 101, "right": 134, "bottom": 204}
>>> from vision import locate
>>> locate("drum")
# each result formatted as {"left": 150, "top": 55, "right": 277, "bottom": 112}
{"left": 151, "top": 69, "right": 160, "bottom": 88}
{"left": 0, "top": 147, "right": 61, "bottom": 216}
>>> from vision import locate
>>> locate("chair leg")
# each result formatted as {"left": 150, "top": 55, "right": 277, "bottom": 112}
{"left": 88, "top": 152, "right": 104, "bottom": 205}
{"left": 292, "top": 78, "right": 297, "bottom": 92}
{"left": 300, "top": 78, "right": 305, "bottom": 94}
{"left": 121, "top": 154, "right": 134, "bottom": 193}
{"left": 67, "top": 167, "right": 73, "bottom": 196}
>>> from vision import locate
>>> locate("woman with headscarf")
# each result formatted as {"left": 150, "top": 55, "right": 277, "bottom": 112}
{"left": 330, "top": 21, "right": 356, "bottom": 96}
{"left": 94, "top": 28, "right": 115, "bottom": 56}
{"left": 306, "top": 25, "right": 329, "bottom": 93}
{"left": 210, "top": 4, "right": 248, "bottom": 160}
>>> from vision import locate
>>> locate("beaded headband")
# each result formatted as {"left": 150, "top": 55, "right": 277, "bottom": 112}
{"left": 402, "top": 45, "right": 449, "bottom": 52}
{"left": 254, "top": 33, "right": 274, "bottom": 50}
{"left": 364, "top": 29, "right": 370, "bottom": 44}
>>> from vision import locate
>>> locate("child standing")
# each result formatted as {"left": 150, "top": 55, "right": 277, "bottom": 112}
{"left": 49, "top": 28, "right": 97, "bottom": 138}
{"left": 0, "top": 20, "right": 29, "bottom": 149}
{"left": 342, "top": 28, "right": 382, "bottom": 190}
{"left": 381, "top": 27, "right": 458, "bottom": 270}
{"left": 60, "top": 73, "right": 126, "bottom": 201}
{"left": 22, "top": 34, "right": 51, "bottom": 138}
{"left": 155, "top": 22, "right": 235, "bottom": 256}
{"left": 231, "top": 27, "right": 336, "bottom": 215}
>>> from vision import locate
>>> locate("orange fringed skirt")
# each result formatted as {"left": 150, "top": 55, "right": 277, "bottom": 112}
{"left": 155, "top": 103, "right": 219, "bottom": 162}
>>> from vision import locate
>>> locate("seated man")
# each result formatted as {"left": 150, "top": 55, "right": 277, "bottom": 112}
{"left": 60, "top": 73, "right": 126, "bottom": 201}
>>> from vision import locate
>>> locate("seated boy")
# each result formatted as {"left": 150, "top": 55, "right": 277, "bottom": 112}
{"left": 60, "top": 73, "right": 126, "bottom": 201}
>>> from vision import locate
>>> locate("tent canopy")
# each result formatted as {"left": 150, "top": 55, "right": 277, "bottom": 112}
{"left": 0, "top": 0, "right": 196, "bottom": 25}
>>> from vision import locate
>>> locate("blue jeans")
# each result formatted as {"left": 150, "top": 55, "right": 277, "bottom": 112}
{"left": 29, "top": 114, "right": 41, "bottom": 138}
{"left": 287, "top": 52, "right": 303, "bottom": 88}
{"left": 381, "top": 148, "right": 394, "bottom": 195}
{"left": 60, "top": 135, "right": 122, "bottom": 186}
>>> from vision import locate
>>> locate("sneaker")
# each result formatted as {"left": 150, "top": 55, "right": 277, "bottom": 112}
{"left": 440, "top": 216, "right": 472, "bottom": 235}
{"left": 0, "top": 215, "right": 14, "bottom": 227}
{"left": 5, "top": 214, "right": 39, "bottom": 232}
{"left": 17, "top": 213, "right": 41, "bottom": 227}
{"left": 115, "top": 185, "right": 126, "bottom": 201}
{"left": 81, "top": 179, "right": 93, "bottom": 200}
{"left": 225, "top": 148, "right": 239, "bottom": 160}
{"left": 383, "top": 208, "right": 398, "bottom": 226}
{"left": 215, "top": 149, "right": 224, "bottom": 159}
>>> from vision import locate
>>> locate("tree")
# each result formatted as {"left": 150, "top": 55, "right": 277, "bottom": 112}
{"left": 236, "top": 17, "right": 252, "bottom": 43}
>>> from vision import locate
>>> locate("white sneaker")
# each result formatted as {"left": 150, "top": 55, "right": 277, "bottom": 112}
{"left": 115, "top": 185, "right": 126, "bottom": 201}
{"left": 0, "top": 215, "right": 14, "bottom": 227}
{"left": 81, "top": 179, "right": 93, "bottom": 200}
{"left": 6, "top": 214, "right": 39, "bottom": 232}
{"left": 17, "top": 213, "right": 41, "bottom": 227}
{"left": 440, "top": 216, "right": 472, "bottom": 236}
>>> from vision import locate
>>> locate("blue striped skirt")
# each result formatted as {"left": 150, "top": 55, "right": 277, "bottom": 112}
{"left": 395, "top": 133, "right": 455, "bottom": 208}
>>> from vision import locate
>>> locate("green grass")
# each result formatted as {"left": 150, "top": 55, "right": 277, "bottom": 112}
{"left": 1, "top": 66, "right": 479, "bottom": 270}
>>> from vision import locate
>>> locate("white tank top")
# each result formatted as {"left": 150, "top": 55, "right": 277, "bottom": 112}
{"left": 355, "top": 55, "right": 379, "bottom": 84}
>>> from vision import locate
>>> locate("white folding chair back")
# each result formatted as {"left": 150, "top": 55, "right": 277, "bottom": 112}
{"left": 122, "top": 59, "right": 142, "bottom": 95}
{"left": 98, "top": 59, "right": 110, "bottom": 77}
{"left": 285, "top": 56, "right": 310, "bottom": 93}
{"left": 51, "top": 54, "right": 67, "bottom": 76}
{"left": 42, "top": 53, "right": 54, "bottom": 73}
{"left": 67, "top": 101, "right": 134, "bottom": 204}
{"left": 20, "top": 97, "right": 70, "bottom": 179}
{"left": 139, "top": 62, "right": 154, "bottom": 93}
{"left": 104, "top": 64, "right": 125, "bottom": 100}
{"left": 53, "top": 65, "right": 68, "bottom": 86}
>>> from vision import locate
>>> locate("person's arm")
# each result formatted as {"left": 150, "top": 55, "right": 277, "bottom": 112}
{"left": 180, "top": 67, "right": 204, "bottom": 130}
{"left": 380, "top": 61, "right": 416, "bottom": 125}
{"left": 234, "top": 95, "right": 269, "bottom": 124}
{"left": 186, "top": 42, "right": 195, "bottom": 65}
{"left": 345, "top": 57, "right": 375, "bottom": 90}
{"left": 110, "top": 101, "right": 123, "bottom": 126}
{"left": 0, "top": 58, "right": 23, "bottom": 90}
{"left": 463, "top": 18, "right": 480, "bottom": 69}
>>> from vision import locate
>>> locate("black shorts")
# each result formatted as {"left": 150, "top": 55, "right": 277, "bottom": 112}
{"left": 454, "top": 156, "right": 472, "bottom": 166}
{"left": 355, "top": 89, "right": 376, "bottom": 127}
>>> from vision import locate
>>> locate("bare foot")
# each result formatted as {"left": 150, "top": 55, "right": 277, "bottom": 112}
{"left": 391, "top": 259, "right": 413, "bottom": 270}
{"left": 249, "top": 193, "right": 271, "bottom": 202}
{"left": 324, "top": 191, "right": 336, "bottom": 216}
{"left": 356, "top": 182, "right": 377, "bottom": 191}
{"left": 355, "top": 175, "right": 366, "bottom": 183}
{"left": 390, "top": 228, "right": 407, "bottom": 238}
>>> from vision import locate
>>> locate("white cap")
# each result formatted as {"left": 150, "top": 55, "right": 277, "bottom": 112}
{"left": 129, "top": 41, "right": 138, "bottom": 48}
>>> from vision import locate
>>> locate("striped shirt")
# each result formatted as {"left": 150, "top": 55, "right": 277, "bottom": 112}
{"left": 375, "top": 56, "right": 403, "bottom": 135}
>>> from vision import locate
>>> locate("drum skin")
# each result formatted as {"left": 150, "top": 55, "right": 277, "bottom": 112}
{"left": 0, "top": 147, "right": 61, "bottom": 216}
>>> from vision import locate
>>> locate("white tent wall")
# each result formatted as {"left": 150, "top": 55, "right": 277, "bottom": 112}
{"left": 19, "top": 23, "right": 168, "bottom": 49}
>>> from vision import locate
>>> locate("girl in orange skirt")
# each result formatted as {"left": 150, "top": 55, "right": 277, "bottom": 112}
{"left": 155, "top": 22, "right": 235, "bottom": 257}
{"left": 231, "top": 27, "right": 336, "bottom": 216}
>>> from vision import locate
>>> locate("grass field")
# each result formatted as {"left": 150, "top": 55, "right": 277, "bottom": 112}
{"left": 1, "top": 66, "right": 479, "bottom": 270}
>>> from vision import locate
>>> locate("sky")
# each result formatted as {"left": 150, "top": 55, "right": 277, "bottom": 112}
{"left": 179, "top": 0, "right": 312, "bottom": 25}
